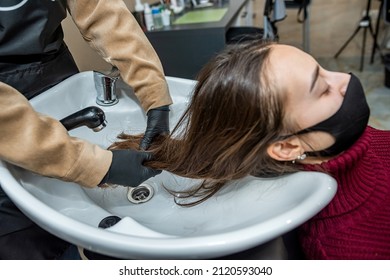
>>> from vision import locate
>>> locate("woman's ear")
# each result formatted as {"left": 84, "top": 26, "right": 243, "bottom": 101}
{"left": 267, "top": 137, "right": 304, "bottom": 162}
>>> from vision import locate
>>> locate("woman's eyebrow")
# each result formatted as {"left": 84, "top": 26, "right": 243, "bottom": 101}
{"left": 310, "top": 65, "right": 320, "bottom": 93}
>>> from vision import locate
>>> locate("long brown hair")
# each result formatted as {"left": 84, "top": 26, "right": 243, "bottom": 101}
{"left": 108, "top": 40, "right": 302, "bottom": 206}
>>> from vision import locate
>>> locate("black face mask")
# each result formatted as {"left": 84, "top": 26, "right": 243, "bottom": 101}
{"left": 285, "top": 73, "right": 370, "bottom": 157}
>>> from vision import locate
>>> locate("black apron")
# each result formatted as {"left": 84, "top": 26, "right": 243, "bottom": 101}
{"left": 0, "top": 43, "right": 79, "bottom": 99}
{"left": 0, "top": 0, "right": 79, "bottom": 259}
{"left": 0, "top": 0, "right": 79, "bottom": 99}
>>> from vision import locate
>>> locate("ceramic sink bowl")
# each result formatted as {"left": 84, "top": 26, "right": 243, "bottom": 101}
{"left": 0, "top": 71, "right": 337, "bottom": 259}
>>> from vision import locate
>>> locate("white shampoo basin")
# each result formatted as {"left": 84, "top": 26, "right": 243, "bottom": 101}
{"left": 0, "top": 72, "right": 337, "bottom": 259}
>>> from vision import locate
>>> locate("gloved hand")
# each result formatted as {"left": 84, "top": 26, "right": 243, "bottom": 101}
{"left": 140, "top": 105, "right": 170, "bottom": 150}
{"left": 100, "top": 149, "right": 161, "bottom": 187}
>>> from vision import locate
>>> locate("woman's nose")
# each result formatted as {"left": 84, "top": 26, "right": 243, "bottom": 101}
{"left": 340, "top": 86, "right": 347, "bottom": 97}
{"left": 336, "top": 73, "right": 350, "bottom": 97}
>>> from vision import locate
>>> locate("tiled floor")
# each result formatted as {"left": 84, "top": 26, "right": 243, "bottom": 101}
{"left": 270, "top": 0, "right": 390, "bottom": 130}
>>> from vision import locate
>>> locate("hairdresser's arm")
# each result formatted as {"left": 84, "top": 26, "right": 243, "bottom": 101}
{"left": 0, "top": 82, "right": 112, "bottom": 187}
{"left": 0, "top": 83, "right": 161, "bottom": 187}
{"left": 67, "top": 0, "right": 173, "bottom": 112}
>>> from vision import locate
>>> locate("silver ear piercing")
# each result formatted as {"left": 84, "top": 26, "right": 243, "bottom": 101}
{"left": 297, "top": 153, "right": 307, "bottom": 160}
{"left": 292, "top": 153, "right": 307, "bottom": 164}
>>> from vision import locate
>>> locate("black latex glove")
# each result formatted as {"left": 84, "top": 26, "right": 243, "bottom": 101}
{"left": 100, "top": 150, "right": 161, "bottom": 187}
{"left": 140, "top": 105, "right": 170, "bottom": 150}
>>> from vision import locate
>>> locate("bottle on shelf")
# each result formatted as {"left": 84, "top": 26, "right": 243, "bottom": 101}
{"left": 162, "top": 8, "right": 172, "bottom": 27}
{"left": 151, "top": 6, "right": 163, "bottom": 30}
{"left": 144, "top": 3, "right": 154, "bottom": 31}
{"left": 134, "top": 0, "right": 146, "bottom": 31}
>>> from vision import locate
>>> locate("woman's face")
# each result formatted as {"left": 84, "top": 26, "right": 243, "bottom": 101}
{"left": 268, "top": 44, "right": 351, "bottom": 153}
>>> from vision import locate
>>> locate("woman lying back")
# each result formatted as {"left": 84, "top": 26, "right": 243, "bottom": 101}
{"left": 106, "top": 40, "right": 390, "bottom": 259}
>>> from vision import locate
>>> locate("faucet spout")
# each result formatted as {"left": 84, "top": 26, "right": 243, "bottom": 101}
{"left": 60, "top": 106, "right": 107, "bottom": 132}
{"left": 94, "top": 67, "right": 120, "bottom": 106}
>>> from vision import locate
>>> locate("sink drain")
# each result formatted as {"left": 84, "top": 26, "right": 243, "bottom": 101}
{"left": 127, "top": 183, "right": 154, "bottom": 204}
{"left": 98, "top": 215, "right": 121, "bottom": 228}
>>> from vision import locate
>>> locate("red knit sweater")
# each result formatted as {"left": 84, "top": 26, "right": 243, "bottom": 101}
{"left": 299, "top": 126, "right": 390, "bottom": 259}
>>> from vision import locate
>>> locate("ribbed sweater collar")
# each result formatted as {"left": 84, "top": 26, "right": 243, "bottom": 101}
{"left": 305, "top": 126, "right": 386, "bottom": 216}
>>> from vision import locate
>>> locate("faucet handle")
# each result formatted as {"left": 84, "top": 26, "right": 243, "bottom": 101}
{"left": 105, "top": 66, "right": 120, "bottom": 79}
{"left": 94, "top": 66, "right": 120, "bottom": 106}
{"left": 94, "top": 66, "right": 120, "bottom": 79}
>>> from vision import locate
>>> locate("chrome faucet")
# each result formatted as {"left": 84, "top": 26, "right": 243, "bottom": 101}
{"left": 94, "top": 67, "right": 120, "bottom": 106}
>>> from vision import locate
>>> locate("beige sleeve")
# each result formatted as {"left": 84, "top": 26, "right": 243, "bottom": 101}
{"left": 67, "top": 0, "right": 173, "bottom": 112}
{"left": 0, "top": 82, "right": 112, "bottom": 188}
